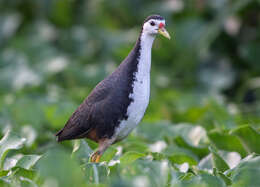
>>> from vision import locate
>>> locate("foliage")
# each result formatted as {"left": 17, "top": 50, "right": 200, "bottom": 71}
{"left": 0, "top": 0, "right": 260, "bottom": 186}
{"left": 1, "top": 124, "right": 260, "bottom": 186}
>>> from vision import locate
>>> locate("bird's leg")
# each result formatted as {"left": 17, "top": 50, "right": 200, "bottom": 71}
{"left": 90, "top": 138, "right": 115, "bottom": 163}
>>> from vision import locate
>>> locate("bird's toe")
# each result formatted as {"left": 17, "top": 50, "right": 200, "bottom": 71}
{"left": 90, "top": 151, "right": 101, "bottom": 163}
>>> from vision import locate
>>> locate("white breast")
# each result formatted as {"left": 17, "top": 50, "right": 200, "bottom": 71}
{"left": 115, "top": 33, "right": 154, "bottom": 141}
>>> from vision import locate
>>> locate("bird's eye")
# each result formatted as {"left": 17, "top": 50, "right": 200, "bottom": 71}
{"left": 150, "top": 21, "right": 155, "bottom": 26}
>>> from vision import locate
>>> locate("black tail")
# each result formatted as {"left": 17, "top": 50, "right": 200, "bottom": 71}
{"left": 55, "top": 129, "right": 65, "bottom": 142}
{"left": 55, "top": 126, "right": 85, "bottom": 142}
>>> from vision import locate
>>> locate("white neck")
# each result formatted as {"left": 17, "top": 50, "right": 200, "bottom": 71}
{"left": 138, "top": 32, "right": 156, "bottom": 75}
{"left": 115, "top": 32, "right": 155, "bottom": 139}
{"left": 140, "top": 32, "right": 156, "bottom": 50}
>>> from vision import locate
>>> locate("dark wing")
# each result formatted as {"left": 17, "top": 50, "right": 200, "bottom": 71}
{"left": 56, "top": 45, "right": 138, "bottom": 142}
{"left": 55, "top": 78, "right": 113, "bottom": 142}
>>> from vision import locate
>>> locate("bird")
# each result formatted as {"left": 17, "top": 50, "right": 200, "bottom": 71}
{"left": 55, "top": 15, "right": 170, "bottom": 163}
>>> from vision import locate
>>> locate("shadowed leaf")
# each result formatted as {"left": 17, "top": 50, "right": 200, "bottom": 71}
{"left": 228, "top": 156, "right": 260, "bottom": 187}
{"left": 230, "top": 125, "right": 260, "bottom": 154}
{"left": 174, "top": 136, "right": 209, "bottom": 159}
{"left": 208, "top": 129, "right": 247, "bottom": 157}
{"left": 168, "top": 154, "right": 198, "bottom": 166}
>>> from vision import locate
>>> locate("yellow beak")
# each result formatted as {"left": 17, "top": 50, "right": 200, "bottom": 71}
{"left": 158, "top": 27, "right": 171, "bottom": 39}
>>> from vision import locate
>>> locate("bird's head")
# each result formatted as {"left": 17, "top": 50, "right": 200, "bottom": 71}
{"left": 142, "top": 15, "right": 171, "bottom": 39}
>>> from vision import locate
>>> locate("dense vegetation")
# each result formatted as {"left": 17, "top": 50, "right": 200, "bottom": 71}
{"left": 0, "top": 0, "right": 260, "bottom": 186}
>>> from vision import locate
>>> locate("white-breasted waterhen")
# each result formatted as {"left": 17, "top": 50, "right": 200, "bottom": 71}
{"left": 56, "top": 15, "right": 171, "bottom": 162}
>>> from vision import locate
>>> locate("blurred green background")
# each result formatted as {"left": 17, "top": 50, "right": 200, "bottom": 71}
{"left": 0, "top": 0, "right": 260, "bottom": 187}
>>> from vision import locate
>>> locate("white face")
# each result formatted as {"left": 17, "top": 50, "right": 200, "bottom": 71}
{"left": 142, "top": 19, "right": 166, "bottom": 36}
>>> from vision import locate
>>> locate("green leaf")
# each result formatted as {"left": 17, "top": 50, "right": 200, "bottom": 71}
{"left": 175, "top": 173, "right": 226, "bottom": 187}
{"left": 15, "top": 155, "right": 41, "bottom": 170}
{"left": 72, "top": 140, "right": 93, "bottom": 163}
{"left": 178, "top": 172, "right": 194, "bottom": 181}
{"left": 150, "top": 152, "right": 165, "bottom": 161}
{"left": 120, "top": 151, "right": 145, "bottom": 165}
{"left": 174, "top": 136, "right": 209, "bottom": 159}
{"left": 83, "top": 163, "right": 109, "bottom": 184}
{"left": 229, "top": 156, "right": 260, "bottom": 187}
{"left": 86, "top": 139, "right": 98, "bottom": 150}
{"left": 168, "top": 154, "right": 198, "bottom": 166}
{"left": 209, "top": 146, "right": 229, "bottom": 172}
{"left": 11, "top": 167, "right": 37, "bottom": 180}
{"left": 208, "top": 129, "right": 247, "bottom": 157}
{"left": 213, "top": 168, "right": 232, "bottom": 186}
{"left": 230, "top": 125, "right": 260, "bottom": 154}
{"left": 217, "top": 172, "right": 232, "bottom": 186}
{"left": 120, "top": 138, "right": 149, "bottom": 153}
{"left": 38, "top": 147, "right": 85, "bottom": 187}
{"left": 0, "top": 130, "right": 26, "bottom": 169}
{"left": 18, "top": 176, "right": 38, "bottom": 187}
{"left": 0, "top": 170, "right": 9, "bottom": 177}
{"left": 100, "top": 147, "right": 117, "bottom": 162}
{"left": 136, "top": 122, "right": 172, "bottom": 141}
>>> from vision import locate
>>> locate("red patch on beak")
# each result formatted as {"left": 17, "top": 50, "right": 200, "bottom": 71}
{"left": 159, "top": 22, "right": 164, "bottom": 28}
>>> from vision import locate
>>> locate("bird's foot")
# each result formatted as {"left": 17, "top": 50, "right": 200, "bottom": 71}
{"left": 90, "top": 151, "right": 102, "bottom": 163}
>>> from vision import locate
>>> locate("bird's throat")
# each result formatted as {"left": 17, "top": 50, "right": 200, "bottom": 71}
{"left": 137, "top": 33, "right": 156, "bottom": 74}
{"left": 140, "top": 32, "right": 156, "bottom": 51}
